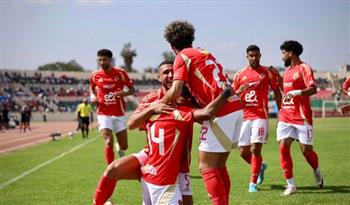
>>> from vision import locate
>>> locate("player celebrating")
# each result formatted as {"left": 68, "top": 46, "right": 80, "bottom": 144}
{"left": 339, "top": 75, "right": 350, "bottom": 116}
{"left": 277, "top": 40, "right": 323, "bottom": 196}
{"left": 138, "top": 84, "right": 232, "bottom": 205}
{"left": 163, "top": 20, "right": 243, "bottom": 204}
{"left": 232, "top": 45, "right": 282, "bottom": 192}
{"left": 92, "top": 61, "right": 194, "bottom": 205}
{"left": 90, "top": 49, "right": 135, "bottom": 164}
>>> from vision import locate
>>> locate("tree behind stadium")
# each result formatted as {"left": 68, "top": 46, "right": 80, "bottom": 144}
{"left": 38, "top": 60, "right": 84, "bottom": 71}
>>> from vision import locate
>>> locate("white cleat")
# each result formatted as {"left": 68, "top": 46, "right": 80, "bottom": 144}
{"left": 280, "top": 186, "right": 297, "bottom": 196}
{"left": 313, "top": 168, "right": 324, "bottom": 188}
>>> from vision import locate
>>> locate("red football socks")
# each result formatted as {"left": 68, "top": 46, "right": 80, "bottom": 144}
{"left": 93, "top": 175, "right": 117, "bottom": 205}
{"left": 280, "top": 144, "right": 293, "bottom": 179}
{"left": 251, "top": 155, "right": 262, "bottom": 184}
{"left": 218, "top": 167, "right": 230, "bottom": 203}
{"left": 105, "top": 145, "right": 115, "bottom": 165}
{"left": 201, "top": 168, "right": 227, "bottom": 205}
{"left": 304, "top": 150, "right": 319, "bottom": 169}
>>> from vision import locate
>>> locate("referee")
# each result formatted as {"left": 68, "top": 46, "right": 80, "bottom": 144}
{"left": 76, "top": 98, "right": 93, "bottom": 138}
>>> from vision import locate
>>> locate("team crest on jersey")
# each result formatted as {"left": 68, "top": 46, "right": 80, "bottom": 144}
{"left": 114, "top": 77, "right": 119, "bottom": 82}
{"left": 293, "top": 72, "right": 299, "bottom": 80}
{"left": 98, "top": 78, "right": 103, "bottom": 83}
{"left": 242, "top": 76, "right": 247, "bottom": 81}
{"left": 142, "top": 164, "right": 157, "bottom": 175}
{"left": 149, "top": 114, "right": 161, "bottom": 121}
{"left": 259, "top": 73, "right": 265, "bottom": 79}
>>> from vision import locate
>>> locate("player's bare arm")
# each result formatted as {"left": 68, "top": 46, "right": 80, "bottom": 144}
{"left": 193, "top": 87, "right": 233, "bottom": 122}
{"left": 162, "top": 80, "right": 184, "bottom": 103}
{"left": 89, "top": 84, "right": 98, "bottom": 104}
{"left": 114, "top": 86, "right": 136, "bottom": 97}
{"left": 284, "top": 84, "right": 317, "bottom": 101}
{"left": 128, "top": 102, "right": 175, "bottom": 130}
{"left": 267, "top": 68, "right": 283, "bottom": 110}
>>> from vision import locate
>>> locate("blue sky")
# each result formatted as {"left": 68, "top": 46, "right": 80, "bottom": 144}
{"left": 1, "top": 0, "right": 349, "bottom": 72}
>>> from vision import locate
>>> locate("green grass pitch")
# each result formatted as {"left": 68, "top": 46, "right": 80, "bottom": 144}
{"left": 1, "top": 118, "right": 349, "bottom": 205}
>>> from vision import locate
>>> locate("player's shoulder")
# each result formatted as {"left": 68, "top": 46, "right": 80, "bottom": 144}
{"left": 233, "top": 67, "right": 248, "bottom": 79}
{"left": 141, "top": 91, "right": 160, "bottom": 103}
{"left": 113, "top": 67, "right": 128, "bottom": 74}
{"left": 299, "top": 63, "right": 313, "bottom": 73}
{"left": 90, "top": 70, "right": 100, "bottom": 78}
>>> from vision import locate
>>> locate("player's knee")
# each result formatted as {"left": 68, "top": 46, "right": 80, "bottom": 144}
{"left": 104, "top": 161, "right": 122, "bottom": 180}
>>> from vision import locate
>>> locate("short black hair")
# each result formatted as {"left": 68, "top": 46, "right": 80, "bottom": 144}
{"left": 164, "top": 20, "right": 195, "bottom": 50}
{"left": 280, "top": 40, "right": 303, "bottom": 56}
{"left": 158, "top": 60, "right": 174, "bottom": 68}
{"left": 97, "top": 49, "right": 113, "bottom": 58}
{"left": 246, "top": 45, "right": 260, "bottom": 53}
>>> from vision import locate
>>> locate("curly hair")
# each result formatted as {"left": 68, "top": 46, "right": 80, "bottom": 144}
{"left": 280, "top": 40, "right": 303, "bottom": 56}
{"left": 164, "top": 20, "right": 195, "bottom": 50}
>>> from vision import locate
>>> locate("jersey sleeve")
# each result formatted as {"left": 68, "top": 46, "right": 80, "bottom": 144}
{"left": 232, "top": 72, "right": 240, "bottom": 91}
{"left": 173, "top": 53, "right": 189, "bottom": 82}
{"left": 120, "top": 70, "right": 134, "bottom": 88}
{"left": 301, "top": 64, "right": 316, "bottom": 87}
{"left": 89, "top": 72, "right": 97, "bottom": 88}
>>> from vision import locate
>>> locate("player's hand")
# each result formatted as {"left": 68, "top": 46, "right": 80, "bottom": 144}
{"left": 151, "top": 102, "right": 175, "bottom": 114}
{"left": 237, "top": 84, "right": 249, "bottom": 94}
{"left": 114, "top": 91, "right": 125, "bottom": 97}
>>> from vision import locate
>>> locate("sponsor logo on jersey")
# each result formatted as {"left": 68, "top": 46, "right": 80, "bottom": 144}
{"left": 245, "top": 90, "right": 258, "bottom": 103}
{"left": 142, "top": 164, "right": 157, "bottom": 175}
{"left": 293, "top": 72, "right": 299, "bottom": 80}
{"left": 103, "top": 84, "right": 115, "bottom": 89}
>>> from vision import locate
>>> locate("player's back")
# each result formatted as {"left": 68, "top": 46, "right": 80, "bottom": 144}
{"left": 174, "top": 47, "right": 243, "bottom": 116}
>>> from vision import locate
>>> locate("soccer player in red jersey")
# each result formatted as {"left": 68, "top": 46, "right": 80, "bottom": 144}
{"left": 92, "top": 61, "right": 194, "bottom": 205}
{"left": 163, "top": 20, "right": 244, "bottom": 205}
{"left": 277, "top": 40, "right": 323, "bottom": 196}
{"left": 232, "top": 45, "right": 282, "bottom": 192}
{"left": 339, "top": 75, "right": 350, "bottom": 116}
{"left": 90, "top": 49, "right": 135, "bottom": 164}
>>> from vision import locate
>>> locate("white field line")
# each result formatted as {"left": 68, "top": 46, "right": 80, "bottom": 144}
{"left": 0, "top": 136, "right": 98, "bottom": 190}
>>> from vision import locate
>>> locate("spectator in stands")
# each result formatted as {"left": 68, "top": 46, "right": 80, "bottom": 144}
{"left": 76, "top": 98, "right": 93, "bottom": 139}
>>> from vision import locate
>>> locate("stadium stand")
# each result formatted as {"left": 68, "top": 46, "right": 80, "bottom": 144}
{"left": 1, "top": 69, "right": 349, "bottom": 121}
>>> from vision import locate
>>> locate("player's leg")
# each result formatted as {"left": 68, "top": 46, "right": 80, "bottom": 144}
{"left": 238, "top": 121, "right": 252, "bottom": 164}
{"left": 93, "top": 154, "right": 143, "bottom": 205}
{"left": 97, "top": 115, "right": 115, "bottom": 164}
{"left": 297, "top": 124, "right": 323, "bottom": 188}
{"left": 277, "top": 122, "right": 297, "bottom": 196}
{"left": 178, "top": 173, "right": 193, "bottom": 205}
{"left": 102, "top": 128, "right": 115, "bottom": 164}
{"left": 217, "top": 152, "right": 231, "bottom": 204}
{"left": 199, "top": 151, "right": 227, "bottom": 205}
{"left": 249, "top": 143, "right": 262, "bottom": 192}
{"left": 114, "top": 116, "right": 128, "bottom": 158}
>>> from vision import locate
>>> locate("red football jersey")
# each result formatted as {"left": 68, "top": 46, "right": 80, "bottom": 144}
{"left": 233, "top": 66, "right": 280, "bottom": 120}
{"left": 342, "top": 75, "right": 350, "bottom": 95}
{"left": 90, "top": 68, "right": 133, "bottom": 116}
{"left": 279, "top": 63, "right": 316, "bottom": 125}
{"left": 173, "top": 47, "right": 243, "bottom": 117}
{"left": 141, "top": 106, "right": 195, "bottom": 186}
{"left": 134, "top": 89, "right": 193, "bottom": 174}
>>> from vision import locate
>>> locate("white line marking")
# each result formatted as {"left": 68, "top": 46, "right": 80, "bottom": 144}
{"left": 0, "top": 136, "right": 98, "bottom": 189}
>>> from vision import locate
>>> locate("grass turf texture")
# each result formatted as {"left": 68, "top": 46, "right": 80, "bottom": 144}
{"left": 1, "top": 117, "right": 349, "bottom": 205}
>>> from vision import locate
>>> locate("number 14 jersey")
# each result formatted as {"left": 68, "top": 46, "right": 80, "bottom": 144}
{"left": 141, "top": 106, "right": 195, "bottom": 186}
